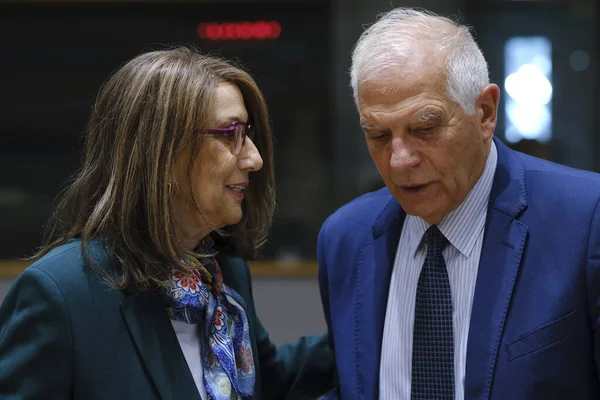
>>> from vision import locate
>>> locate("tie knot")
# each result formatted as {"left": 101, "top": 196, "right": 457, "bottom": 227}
{"left": 424, "top": 225, "right": 449, "bottom": 253}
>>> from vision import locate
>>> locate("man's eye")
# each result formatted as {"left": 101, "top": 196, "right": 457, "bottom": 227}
{"left": 413, "top": 125, "right": 436, "bottom": 134}
{"left": 367, "top": 133, "right": 390, "bottom": 142}
{"left": 363, "top": 128, "right": 390, "bottom": 141}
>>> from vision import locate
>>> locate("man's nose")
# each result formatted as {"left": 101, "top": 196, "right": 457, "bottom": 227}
{"left": 389, "top": 137, "right": 421, "bottom": 171}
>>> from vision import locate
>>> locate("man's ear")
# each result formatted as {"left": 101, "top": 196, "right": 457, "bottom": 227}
{"left": 477, "top": 84, "right": 500, "bottom": 140}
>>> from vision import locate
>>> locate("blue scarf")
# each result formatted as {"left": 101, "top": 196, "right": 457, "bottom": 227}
{"left": 165, "top": 236, "right": 255, "bottom": 400}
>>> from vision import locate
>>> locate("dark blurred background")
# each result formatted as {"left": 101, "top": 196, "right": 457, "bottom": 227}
{"left": 1, "top": 0, "right": 598, "bottom": 262}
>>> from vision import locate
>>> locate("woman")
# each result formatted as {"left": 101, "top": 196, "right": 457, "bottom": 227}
{"left": 0, "top": 47, "right": 335, "bottom": 399}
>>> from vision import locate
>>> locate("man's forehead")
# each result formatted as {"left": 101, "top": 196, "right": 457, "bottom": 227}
{"left": 360, "top": 103, "right": 445, "bottom": 126}
{"left": 358, "top": 78, "right": 447, "bottom": 120}
{"left": 358, "top": 79, "right": 425, "bottom": 110}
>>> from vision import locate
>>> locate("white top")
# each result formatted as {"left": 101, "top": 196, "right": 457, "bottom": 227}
{"left": 171, "top": 320, "right": 208, "bottom": 400}
{"left": 379, "top": 141, "right": 498, "bottom": 400}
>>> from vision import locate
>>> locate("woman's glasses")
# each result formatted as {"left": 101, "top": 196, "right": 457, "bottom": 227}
{"left": 199, "top": 121, "right": 256, "bottom": 155}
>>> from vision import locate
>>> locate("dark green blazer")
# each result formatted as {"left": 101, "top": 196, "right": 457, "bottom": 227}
{"left": 0, "top": 240, "right": 335, "bottom": 399}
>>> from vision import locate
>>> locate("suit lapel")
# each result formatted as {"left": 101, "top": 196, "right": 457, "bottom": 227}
{"left": 465, "top": 138, "right": 529, "bottom": 400}
{"left": 121, "top": 291, "right": 200, "bottom": 400}
{"left": 356, "top": 197, "right": 405, "bottom": 399}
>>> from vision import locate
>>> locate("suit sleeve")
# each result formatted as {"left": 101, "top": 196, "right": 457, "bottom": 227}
{"left": 587, "top": 196, "right": 600, "bottom": 383}
{"left": 242, "top": 263, "right": 336, "bottom": 400}
{"left": 317, "top": 217, "right": 340, "bottom": 400}
{"left": 0, "top": 267, "right": 73, "bottom": 398}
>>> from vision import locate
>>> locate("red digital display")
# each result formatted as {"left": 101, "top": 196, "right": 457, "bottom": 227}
{"left": 197, "top": 21, "right": 281, "bottom": 41}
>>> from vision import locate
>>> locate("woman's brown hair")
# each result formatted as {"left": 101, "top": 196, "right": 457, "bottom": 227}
{"left": 30, "top": 47, "right": 275, "bottom": 291}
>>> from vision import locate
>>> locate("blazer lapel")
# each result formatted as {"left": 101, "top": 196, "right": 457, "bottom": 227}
{"left": 121, "top": 291, "right": 200, "bottom": 400}
{"left": 465, "top": 138, "right": 529, "bottom": 400}
{"left": 356, "top": 197, "right": 406, "bottom": 399}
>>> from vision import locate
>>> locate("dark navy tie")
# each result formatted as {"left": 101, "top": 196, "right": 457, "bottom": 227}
{"left": 411, "top": 225, "right": 455, "bottom": 400}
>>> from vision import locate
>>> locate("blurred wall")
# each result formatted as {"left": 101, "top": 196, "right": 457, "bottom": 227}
{"left": 0, "top": 281, "right": 11, "bottom": 305}
{"left": 467, "top": 0, "right": 599, "bottom": 171}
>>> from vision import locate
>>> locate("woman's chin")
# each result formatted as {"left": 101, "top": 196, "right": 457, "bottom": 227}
{"left": 223, "top": 210, "right": 243, "bottom": 227}
{"left": 198, "top": 206, "right": 243, "bottom": 233}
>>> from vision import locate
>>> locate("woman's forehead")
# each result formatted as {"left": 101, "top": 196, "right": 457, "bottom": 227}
{"left": 212, "top": 82, "right": 248, "bottom": 124}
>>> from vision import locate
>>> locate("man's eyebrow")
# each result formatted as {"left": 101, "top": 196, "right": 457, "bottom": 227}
{"left": 360, "top": 124, "right": 379, "bottom": 131}
{"left": 412, "top": 111, "right": 444, "bottom": 124}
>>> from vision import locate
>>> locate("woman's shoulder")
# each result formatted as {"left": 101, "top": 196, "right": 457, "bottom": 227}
{"left": 26, "top": 239, "right": 116, "bottom": 292}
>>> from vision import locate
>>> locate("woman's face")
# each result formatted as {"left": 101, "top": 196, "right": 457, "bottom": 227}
{"left": 172, "top": 82, "right": 264, "bottom": 249}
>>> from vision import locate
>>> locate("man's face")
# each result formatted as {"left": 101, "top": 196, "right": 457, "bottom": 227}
{"left": 358, "top": 51, "right": 498, "bottom": 224}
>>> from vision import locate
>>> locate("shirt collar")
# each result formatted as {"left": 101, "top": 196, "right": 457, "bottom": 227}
{"left": 407, "top": 140, "right": 498, "bottom": 258}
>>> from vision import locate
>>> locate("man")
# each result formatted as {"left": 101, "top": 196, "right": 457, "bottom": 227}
{"left": 318, "top": 7, "right": 600, "bottom": 400}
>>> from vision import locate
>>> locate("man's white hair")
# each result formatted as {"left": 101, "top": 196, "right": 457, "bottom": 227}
{"left": 350, "top": 8, "right": 489, "bottom": 116}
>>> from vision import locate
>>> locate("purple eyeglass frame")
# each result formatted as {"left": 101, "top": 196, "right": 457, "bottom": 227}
{"left": 199, "top": 121, "right": 255, "bottom": 155}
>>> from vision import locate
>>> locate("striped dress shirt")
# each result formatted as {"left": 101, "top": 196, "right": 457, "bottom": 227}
{"left": 379, "top": 141, "right": 498, "bottom": 400}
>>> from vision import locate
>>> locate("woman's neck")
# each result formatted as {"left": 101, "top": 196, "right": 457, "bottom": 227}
{"left": 175, "top": 224, "right": 211, "bottom": 252}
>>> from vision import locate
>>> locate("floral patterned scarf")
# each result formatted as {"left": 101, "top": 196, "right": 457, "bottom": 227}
{"left": 165, "top": 235, "right": 255, "bottom": 400}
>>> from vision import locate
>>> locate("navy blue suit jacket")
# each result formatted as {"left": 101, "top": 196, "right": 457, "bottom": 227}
{"left": 318, "top": 138, "right": 600, "bottom": 399}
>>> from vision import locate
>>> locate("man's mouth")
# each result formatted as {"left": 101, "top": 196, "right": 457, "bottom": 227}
{"left": 401, "top": 184, "right": 429, "bottom": 193}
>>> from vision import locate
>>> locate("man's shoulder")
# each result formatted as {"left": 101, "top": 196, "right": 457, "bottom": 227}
{"left": 318, "top": 188, "right": 395, "bottom": 269}
{"left": 518, "top": 152, "right": 600, "bottom": 198}
{"left": 323, "top": 187, "right": 394, "bottom": 232}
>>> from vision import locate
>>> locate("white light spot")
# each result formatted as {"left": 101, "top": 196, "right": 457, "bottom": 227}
{"left": 504, "top": 64, "right": 553, "bottom": 105}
